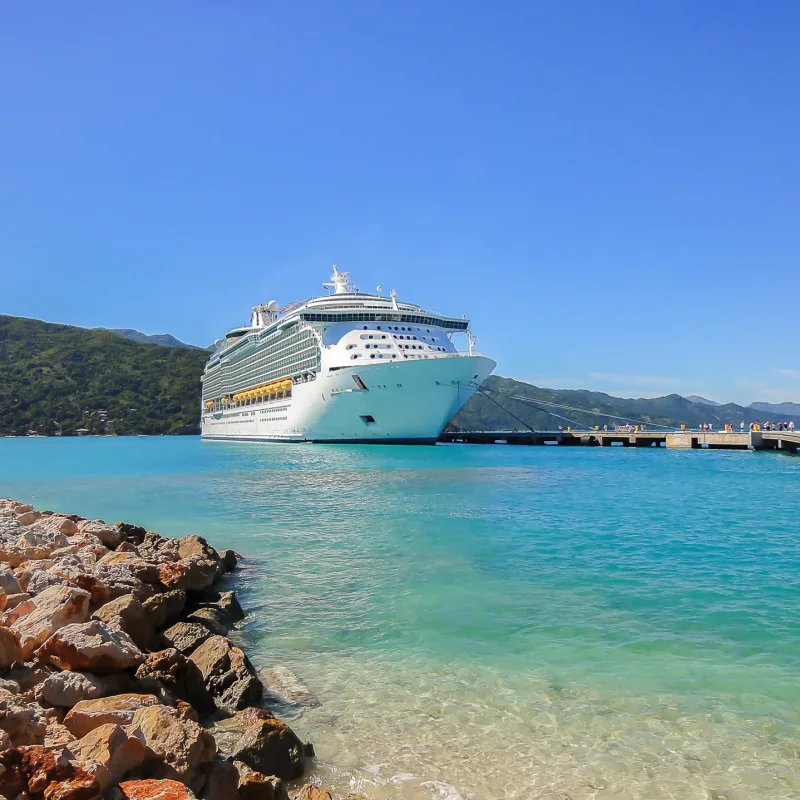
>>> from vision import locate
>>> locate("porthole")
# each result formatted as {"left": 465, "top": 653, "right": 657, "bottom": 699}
{"left": 392, "top": 354, "right": 397, "bottom": 359}
{"left": 368, "top": 335, "right": 373, "bottom": 339}
{"left": 377, "top": 326, "right": 381, "bottom": 330}
{"left": 370, "top": 354, "right": 375, "bottom": 359}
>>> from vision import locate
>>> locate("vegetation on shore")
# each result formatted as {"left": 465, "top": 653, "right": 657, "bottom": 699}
{"left": 0, "top": 315, "right": 207, "bottom": 436}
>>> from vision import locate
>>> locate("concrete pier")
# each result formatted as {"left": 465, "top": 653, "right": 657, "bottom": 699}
{"left": 439, "top": 429, "right": 800, "bottom": 452}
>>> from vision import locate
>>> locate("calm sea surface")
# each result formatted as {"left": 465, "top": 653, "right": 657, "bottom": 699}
{"left": 1, "top": 437, "right": 799, "bottom": 800}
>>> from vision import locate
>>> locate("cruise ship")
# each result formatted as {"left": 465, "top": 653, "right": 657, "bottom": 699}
{"left": 200, "top": 267, "right": 495, "bottom": 443}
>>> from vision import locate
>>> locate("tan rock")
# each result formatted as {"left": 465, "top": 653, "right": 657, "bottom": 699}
{"left": 161, "top": 621, "right": 211, "bottom": 654}
{"left": 36, "top": 620, "right": 144, "bottom": 673}
{"left": 212, "top": 706, "right": 305, "bottom": 781}
{"left": 119, "top": 779, "right": 197, "bottom": 800}
{"left": 189, "top": 635, "right": 262, "bottom": 713}
{"left": 11, "top": 584, "right": 91, "bottom": 659}
{"left": 67, "top": 723, "right": 147, "bottom": 787}
{"left": 238, "top": 770, "right": 289, "bottom": 800}
{"left": 181, "top": 555, "right": 218, "bottom": 591}
{"left": 0, "top": 625, "right": 22, "bottom": 668}
{"left": 134, "top": 648, "right": 215, "bottom": 713}
{"left": 64, "top": 693, "right": 160, "bottom": 738}
{"left": 92, "top": 594, "right": 154, "bottom": 650}
{"left": 293, "top": 786, "right": 332, "bottom": 800}
{"left": 2, "top": 594, "right": 35, "bottom": 625}
{"left": 185, "top": 606, "right": 230, "bottom": 635}
{"left": 17, "top": 510, "right": 42, "bottom": 525}
{"left": 142, "top": 589, "right": 186, "bottom": 630}
{"left": 44, "top": 719, "right": 76, "bottom": 748}
{"left": 77, "top": 520, "right": 124, "bottom": 549}
{"left": 177, "top": 535, "right": 220, "bottom": 564}
{"left": 198, "top": 759, "right": 240, "bottom": 800}
{"left": 36, "top": 514, "right": 80, "bottom": 536}
{"left": 129, "top": 704, "right": 216, "bottom": 777}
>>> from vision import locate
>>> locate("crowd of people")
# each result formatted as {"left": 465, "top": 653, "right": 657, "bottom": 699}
{"left": 699, "top": 421, "right": 797, "bottom": 432}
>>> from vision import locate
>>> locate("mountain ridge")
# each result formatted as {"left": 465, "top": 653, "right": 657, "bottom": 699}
{"left": 450, "top": 376, "right": 800, "bottom": 431}
{"left": 98, "top": 328, "right": 207, "bottom": 350}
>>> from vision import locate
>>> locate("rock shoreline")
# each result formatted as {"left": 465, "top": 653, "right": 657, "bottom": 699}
{"left": 0, "top": 499, "right": 350, "bottom": 800}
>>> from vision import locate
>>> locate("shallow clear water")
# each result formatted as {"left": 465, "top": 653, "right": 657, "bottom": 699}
{"left": 1, "top": 437, "right": 799, "bottom": 799}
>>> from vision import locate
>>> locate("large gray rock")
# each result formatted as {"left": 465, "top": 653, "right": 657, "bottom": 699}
{"left": 0, "top": 565, "right": 22, "bottom": 597}
{"left": 11, "top": 584, "right": 91, "bottom": 659}
{"left": 0, "top": 688, "right": 49, "bottom": 745}
{"left": 35, "top": 620, "right": 144, "bottom": 673}
{"left": 36, "top": 670, "right": 104, "bottom": 708}
{"left": 258, "top": 665, "right": 319, "bottom": 709}
{"left": 64, "top": 693, "right": 160, "bottom": 737}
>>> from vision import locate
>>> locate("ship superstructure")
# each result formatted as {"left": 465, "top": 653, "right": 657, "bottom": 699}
{"left": 200, "top": 267, "right": 495, "bottom": 443}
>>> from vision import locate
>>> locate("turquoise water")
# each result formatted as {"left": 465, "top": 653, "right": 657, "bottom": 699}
{"left": 1, "top": 438, "right": 799, "bottom": 799}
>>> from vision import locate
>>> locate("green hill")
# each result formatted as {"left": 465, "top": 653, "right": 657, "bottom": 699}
{"left": 450, "top": 375, "right": 799, "bottom": 432}
{"left": 0, "top": 315, "right": 207, "bottom": 436}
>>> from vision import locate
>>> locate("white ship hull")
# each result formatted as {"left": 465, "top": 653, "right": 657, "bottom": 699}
{"left": 201, "top": 354, "right": 494, "bottom": 443}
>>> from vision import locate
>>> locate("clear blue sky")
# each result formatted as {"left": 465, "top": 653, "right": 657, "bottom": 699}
{"left": 2, "top": 2, "right": 798, "bottom": 404}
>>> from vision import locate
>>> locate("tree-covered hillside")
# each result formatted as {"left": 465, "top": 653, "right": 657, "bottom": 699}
{"left": 450, "top": 375, "right": 800, "bottom": 432}
{"left": 0, "top": 315, "right": 207, "bottom": 436}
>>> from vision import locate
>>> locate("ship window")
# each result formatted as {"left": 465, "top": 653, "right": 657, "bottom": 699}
{"left": 360, "top": 415, "right": 376, "bottom": 424}
{"left": 370, "top": 354, "right": 375, "bottom": 358}
{"left": 377, "top": 326, "right": 381, "bottom": 330}
{"left": 392, "top": 354, "right": 397, "bottom": 359}
{"left": 368, "top": 335, "right": 373, "bottom": 339}
{"left": 353, "top": 375, "right": 368, "bottom": 390}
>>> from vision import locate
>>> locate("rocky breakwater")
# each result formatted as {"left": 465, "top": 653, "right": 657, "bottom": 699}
{"left": 0, "top": 499, "right": 342, "bottom": 800}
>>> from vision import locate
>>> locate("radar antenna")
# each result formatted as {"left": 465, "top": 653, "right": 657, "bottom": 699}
{"left": 322, "top": 264, "right": 355, "bottom": 295}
